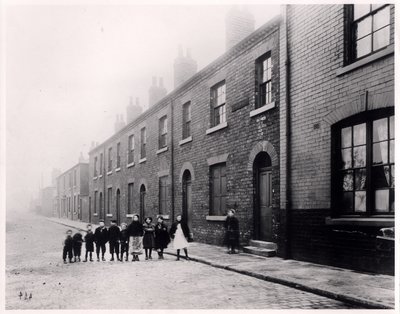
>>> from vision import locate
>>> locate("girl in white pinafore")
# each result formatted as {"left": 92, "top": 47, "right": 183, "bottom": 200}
{"left": 169, "top": 214, "right": 191, "bottom": 260}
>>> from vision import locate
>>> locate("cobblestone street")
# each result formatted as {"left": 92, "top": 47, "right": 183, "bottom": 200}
{"left": 5, "top": 212, "right": 360, "bottom": 310}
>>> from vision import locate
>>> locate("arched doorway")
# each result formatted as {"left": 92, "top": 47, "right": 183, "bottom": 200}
{"left": 140, "top": 184, "right": 146, "bottom": 222}
{"left": 116, "top": 189, "right": 121, "bottom": 225}
{"left": 182, "top": 170, "right": 192, "bottom": 232}
{"left": 99, "top": 192, "right": 103, "bottom": 220}
{"left": 253, "top": 152, "right": 273, "bottom": 241}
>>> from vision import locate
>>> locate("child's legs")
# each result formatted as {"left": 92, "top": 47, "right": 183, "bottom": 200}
{"left": 96, "top": 244, "right": 100, "bottom": 257}
{"left": 101, "top": 243, "right": 106, "bottom": 256}
{"left": 148, "top": 247, "right": 152, "bottom": 257}
{"left": 62, "top": 246, "right": 67, "bottom": 260}
{"left": 183, "top": 248, "right": 188, "bottom": 257}
{"left": 68, "top": 248, "right": 73, "bottom": 260}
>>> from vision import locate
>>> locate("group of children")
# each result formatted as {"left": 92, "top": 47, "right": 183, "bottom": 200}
{"left": 62, "top": 213, "right": 195, "bottom": 264}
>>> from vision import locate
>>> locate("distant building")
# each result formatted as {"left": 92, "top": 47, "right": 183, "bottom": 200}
{"left": 56, "top": 162, "right": 90, "bottom": 221}
{"left": 225, "top": 6, "right": 255, "bottom": 50}
{"left": 40, "top": 186, "right": 56, "bottom": 217}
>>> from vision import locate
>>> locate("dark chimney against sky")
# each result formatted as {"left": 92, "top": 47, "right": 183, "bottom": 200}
{"left": 225, "top": 6, "right": 255, "bottom": 50}
{"left": 173, "top": 45, "right": 198, "bottom": 89}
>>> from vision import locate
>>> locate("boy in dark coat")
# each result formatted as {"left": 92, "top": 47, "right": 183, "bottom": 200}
{"left": 83, "top": 224, "right": 95, "bottom": 262}
{"left": 224, "top": 209, "right": 240, "bottom": 254}
{"left": 108, "top": 220, "right": 121, "bottom": 261}
{"left": 120, "top": 223, "right": 129, "bottom": 262}
{"left": 94, "top": 220, "right": 108, "bottom": 261}
{"left": 154, "top": 216, "right": 170, "bottom": 259}
{"left": 62, "top": 229, "right": 74, "bottom": 264}
{"left": 72, "top": 232, "right": 83, "bottom": 262}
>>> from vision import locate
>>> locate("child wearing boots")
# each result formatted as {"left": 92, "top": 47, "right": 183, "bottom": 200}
{"left": 169, "top": 214, "right": 191, "bottom": 261}
{"left": 83, "top": 224, "right": 95, "bottom": 262}
{"left": 154, "top": 216, "right": 170, "bottom": 259}
{"left": 94, "top": 220, "right": 108, "bottom": 261}
{"left": 108, "top": 220, "right": 121, "bottom": 261}
{"left": 142, "top": 217, "right": 155, "bottom": 260}
{"left": 120, "top": 223, "right": 129, "bottom": 262}
{"left": 62, "top": 229, "right": 74, "bottom": 264}
{"left": 72, "top": 231, "right": 83, "bottom": 262}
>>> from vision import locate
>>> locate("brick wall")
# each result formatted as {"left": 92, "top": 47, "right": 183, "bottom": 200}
{"left": 283, "top": 4, "right": 395, "bottom": 274}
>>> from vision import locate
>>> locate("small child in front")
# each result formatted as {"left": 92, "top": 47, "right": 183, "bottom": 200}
{"left": 62, "top": 229, "right": 74, "bottom": 264}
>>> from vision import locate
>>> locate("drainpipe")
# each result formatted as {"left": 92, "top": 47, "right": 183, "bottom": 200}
{"left": 103, "top": 145, "right": 106, "bottom": 221}
{"left": 170, "top": 99, "right": 175, "bottom": 222}
{"left": 284, "top": 4, "right": 292, "bottom": 259}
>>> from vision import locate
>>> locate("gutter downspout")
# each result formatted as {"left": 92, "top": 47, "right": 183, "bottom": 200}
{"left": 284, "top": 4, "right": 292, "bottom": 259}
{"left": 103, "top": 145, "right": 106, "bottom": 221}
{"left": 170, "top": 99, "right": 175, "bottom": 222}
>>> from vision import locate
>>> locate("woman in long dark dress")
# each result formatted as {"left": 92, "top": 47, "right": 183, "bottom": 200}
{"left": 154, "top": 216, "right": 170, "bottom": 259}
{"left": 224, "top": 209, "right": 240, "bottom": 254}
{"left": 128, "top": 214, "right": 144, "bottom": 261}
{"left": 142, "top": 217, "right": 155, "bottom": 260}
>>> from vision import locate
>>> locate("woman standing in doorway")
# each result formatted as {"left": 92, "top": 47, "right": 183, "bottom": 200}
{"left": 169, "top": 214, "right": 191, "bottom": 261}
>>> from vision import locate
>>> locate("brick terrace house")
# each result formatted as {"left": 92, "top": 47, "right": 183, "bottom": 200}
{"left": 84, "top": 5, "right": 394, "bottom": 274}
{"left": 89, "top": 12, "right": 284, "bottom": 249}
{"left": 56, "top": 162, "right": 90, "bottom": 221}
{"left": 280, "top": 4, "right": 395, "bottom": 274}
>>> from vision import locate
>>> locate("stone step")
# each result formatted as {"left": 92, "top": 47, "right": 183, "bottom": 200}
{"left": 242, "top": 246, "right": 276, "bottom": 258}
{"left": 249, "top": 240, "right": 277, "bottom": 250}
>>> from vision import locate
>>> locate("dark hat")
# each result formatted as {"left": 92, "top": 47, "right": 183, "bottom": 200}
{"left": 133, "top": 214, "right": 139, "bottom": 219}
{"left": 66, "top": 229, "right": 72, "bottom": 234}
{"left": 111, "top": 220, "right": 117, "bottom": 223}
{"left": 157, "top": 215, "right": 164, "bottom": 220}
{"left": 145, "top": 216, "right": 153, "bottom": 222}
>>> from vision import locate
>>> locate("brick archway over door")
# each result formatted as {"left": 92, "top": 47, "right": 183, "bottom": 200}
{"left": 179, "top": 162, "right": 195, "bottom": 183}
{"left": 247, "top": 141, "right": 278, "bottom": 171}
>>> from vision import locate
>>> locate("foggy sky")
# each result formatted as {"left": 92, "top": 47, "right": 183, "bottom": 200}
{"left": 5, "top": 3, "right": 281, "bottom": 211}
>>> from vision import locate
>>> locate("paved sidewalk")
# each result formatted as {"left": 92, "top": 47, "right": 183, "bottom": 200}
{"left": 48, "top": 217, "right": 394, "bottom": 309}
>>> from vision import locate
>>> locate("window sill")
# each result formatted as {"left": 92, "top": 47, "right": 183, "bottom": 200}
{"left": 99, "top": 174, "right": 103, "bottom": 178}
{"left": 106, "top": 213, "right": 113, "bottom": 217}
{"left": 127, "top": 162, "right": 135, "bottom": 168}
{"left": 179, "top": 136, "right": 193, "bottom": 146}
{"left": 206, "top": 215, "right": 227, "bottom": 221}
{"left": 115, "top": 167, "right": 121, "bottom": 172}
{"left": 156, "top": 147, "right": 168, "bottom": 155}
{"left": 206, "top": 121, "right": 228, "bottom": 135}
{"left": 93, "top": 176, "right": 98, "bottom": 180}
{"left": 139, "top": 158, "right": 147, "bottom": 164}
{"left": 325, "top": 216, "right": 394, "bottom": 227}
{"left": 126, "top": 214, "right": 134, "bottom": 218}
{"left": 336, "top": 45, "right": 394, "bottom": 76}
{"left": 107, "top": 171, "right": 112, "bottom": 176}
{"left": 93, "top": 213, "right": 98, "bottom": 216}
{"left": 250, "top": 102, "right": 275, "bottom": 117}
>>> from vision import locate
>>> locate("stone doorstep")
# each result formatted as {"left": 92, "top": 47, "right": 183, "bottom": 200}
{"left": 242, "top": 246, "right": 277, "bottom": 257}
{"left": 248, "top": 240, "right": 277, "bottom": 250}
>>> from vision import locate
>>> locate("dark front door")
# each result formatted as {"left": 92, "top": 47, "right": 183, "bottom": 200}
{"left": 116, "top": 190, "right": 121, "bottom": 225}
{"left": 257, "top": 168, "right": 273, "bottom": 241}
{"left": 182, "top": 171, "right": 193, "bottom": 232}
